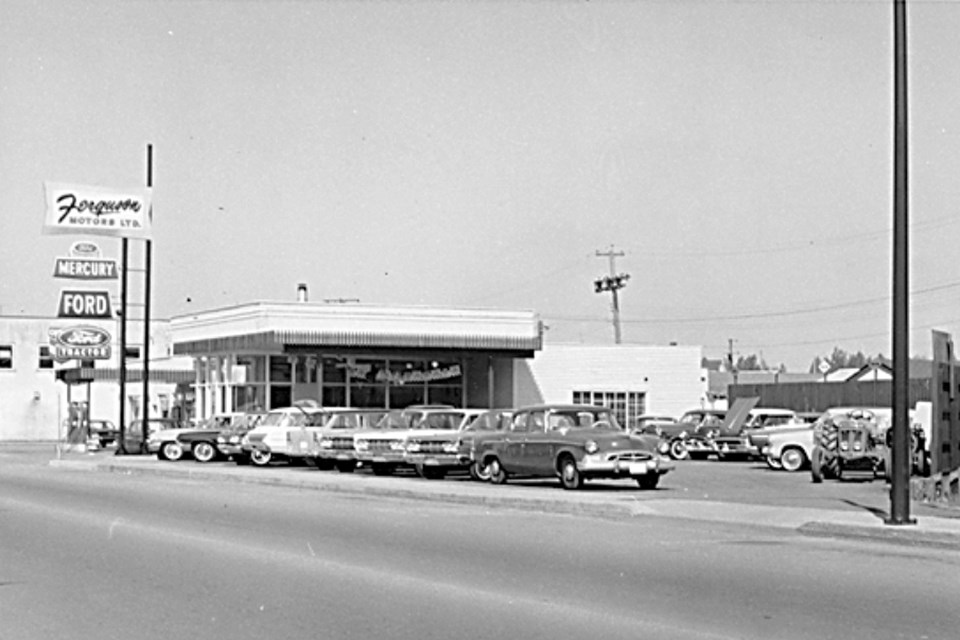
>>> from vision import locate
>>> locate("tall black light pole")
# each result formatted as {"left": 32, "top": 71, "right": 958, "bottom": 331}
{"left": 141, "top": 144, "right": 153, "bottom": 452}
{"left": 117, "top": 237, "right": 128, "bottom": 454}
{"left": 887, "top": 0, "right": 914, "bottom": 526}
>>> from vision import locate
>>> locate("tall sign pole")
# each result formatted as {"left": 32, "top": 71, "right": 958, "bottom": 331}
{"left": 118, "top": 237, "right": 129, "bottom": 453}
{"left": 141, "top": 144, "right": 153, "bottom": 450}
{"left": 888, "top": 0, "right": 914, "bottom": 525}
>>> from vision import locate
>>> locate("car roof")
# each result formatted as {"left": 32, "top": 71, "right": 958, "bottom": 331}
{"left": 513, "top": 404, "right": 616, "bottom": 413}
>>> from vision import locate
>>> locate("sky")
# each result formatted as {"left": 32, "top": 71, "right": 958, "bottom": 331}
{"left": 2, "top": 0, "right": 960, "bottom": 373}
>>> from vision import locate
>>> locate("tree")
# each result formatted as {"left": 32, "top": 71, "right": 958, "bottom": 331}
{"left": 808, "top": 347, "right": 879, "bottom": 374}
{"left": 735, "top": 353, "right": 768, "bottom": 371}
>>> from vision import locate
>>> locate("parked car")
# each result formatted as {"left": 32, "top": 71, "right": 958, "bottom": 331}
{"left": 353, "top": 405, "right": 457, "bottom": 476}
{"left": 122, "top": 418, "right": 183, "bottom": 454}
{"left": 474, "top": 404, "right": 674, "bottom": 490}
{"left": 88, "top": 419, "right": 119, "bottom": 447}
{"left": 653, "top": 407, "right": 728, "bottom": 460}
{"left": 402, "top": 408, "right": 489, "bottom": 479}
{"left": 173, "top": 412, "right": 254, "bottom": 463}
{"left": 215, "top": 411, "right": 266, "bottom": 459}
{"left": 713, "top": 404, "right": 795, "bottom": 460}
{"left": 459, "top": 409, "right": 513, "bottom": 480}
{"left": 309, "top": 409, "right": 389, "bottom": 472}
{"left": 239, "top": 406, "right": 333, "bottom": 466}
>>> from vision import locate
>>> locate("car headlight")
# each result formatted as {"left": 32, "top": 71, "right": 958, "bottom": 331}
{"left": 230, "top": 435, "right": 240, "bottom": 444}
{"left": 240, "top": 435, "right": 250, "bottom": 445}
{"left": 584, "top": 440, "right": 599, "bottom": 454}
{"left": 319, "top": 438, "right": 333, "bottom": 449}
{"left": 442, "top": 442, "right": 458, "bottom": 454}
{"left": 390, "top": 441, "right": 405, "bottom": 451}
{"left": 217, "top": 437, "right": 226, "bottom": 444}
{"left": 355, "top": 440, "right": 369, "bottom": 452}
{"left": 407, "top": 442, "right": 421, "bottom": 452}
{"left": 840, "top": 441, "right": 849, "bottom": 451}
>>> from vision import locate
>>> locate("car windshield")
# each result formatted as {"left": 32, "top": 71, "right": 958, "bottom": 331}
{"left": 417, "top": 412, "right": 463, "bottom": 430}
{"left": 260, "top": 411, "right": 318, "bottom": 427}
{"left": 377, "top": 410, "right": 415, "bottom": 430}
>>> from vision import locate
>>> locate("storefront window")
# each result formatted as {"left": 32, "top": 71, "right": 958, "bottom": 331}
{"left": 270, "top": 385, "right": 291, "bottom": 409}
{"left": 233, "top": 385, "right": 266, "bottom": 412}
{"left": 235, "top": 356, "right": 265, "bottom": 383}
{"left": 269, "top": 356, "right": 292, "bottom": 383}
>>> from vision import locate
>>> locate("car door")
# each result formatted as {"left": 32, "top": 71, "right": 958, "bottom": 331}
{"left": 521, "top": 410, "right": 555, "bottom": 476}
{"left": 499, "top": 411, "right": 531, "bottom": 473}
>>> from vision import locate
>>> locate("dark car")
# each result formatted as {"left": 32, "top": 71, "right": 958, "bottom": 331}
{"left": 88, "top": 419, "right": 120, "bottom": 447}
{"left": 174, "top": 413, "right": 255, "bottom": 463}
{"left": 637, "top": 408, "right": 727, "bottom": 460}
{"left": 474, "top": 404, "right": 674, "bottom": 490}
{"left": 120, "top": 418, "right": 182, "bottom": 454}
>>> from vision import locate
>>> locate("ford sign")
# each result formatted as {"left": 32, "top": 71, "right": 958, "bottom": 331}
{"left": 49, "top": 325, "right": 112, "bottom": 360}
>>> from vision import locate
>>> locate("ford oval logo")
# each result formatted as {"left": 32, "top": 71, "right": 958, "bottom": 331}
{"left": 69, "top": 241, "right": 101, "bottom": 258}
{"left": 50, "top": 326, "right": 111, "bottom": 347}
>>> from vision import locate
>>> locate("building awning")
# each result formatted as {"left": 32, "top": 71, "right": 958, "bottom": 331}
{"left": 56, "top": 367, "right": 196, "bottom": 384}
{"left": 174, "top": 329, "right": 541, "bottom": 356}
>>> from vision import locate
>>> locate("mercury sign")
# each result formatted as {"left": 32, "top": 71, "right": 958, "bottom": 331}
{"left": 57, "top": 289, "right": 114, "bottom": 319}
{"left": 42, "top": 182, "right": 153, "bottom": 240}
{"left": 52, "top": 257, "right": 118, "bottom": 280}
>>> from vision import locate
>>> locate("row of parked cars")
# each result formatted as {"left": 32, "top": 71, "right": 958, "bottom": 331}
{"left": 141, "top": 402, "right": 676, "bottom": 491}
{"left": 635, "top": 397, "right": 931, "bottom": 480}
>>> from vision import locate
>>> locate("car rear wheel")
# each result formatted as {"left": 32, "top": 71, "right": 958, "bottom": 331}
{"left": 488, "top": 458, "right": 508, "bottom": 485}
{"left": 780, "top": 447, "right": 807, "bottom": 472}
{"left": 250, "top": 450, "right": 272, "bottom": 467}
{"left": 636, "top": 473, "right": 660, "bottom": 490}
{"left": 668, "top": 439, "right": 689, "bottom": 460}
{"left": 765, "top": 454, "right": 783, "bottom": 470}
{"left": 192, "top": 442, "right": 217, "bottom": 463}
{"left": 559, "top": 457, "right": 583, "bottom": 490}
{"left": 469, "top": 460, "right": 491, "bottom": 482}
{"left": 159, "top": 441, "right": 183, "bottom": 462}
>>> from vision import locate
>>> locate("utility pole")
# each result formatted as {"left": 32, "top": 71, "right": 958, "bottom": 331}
{"left": 728, "top": 338, "right": 738, "bottom": 385}
{"left": 594, "top": 245, "right": 629, "bottom": 344}
{"left": 888, "top": 0, "right": 914, "bottom": 526}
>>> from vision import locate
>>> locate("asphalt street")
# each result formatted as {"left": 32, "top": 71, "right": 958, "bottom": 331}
{"left": 2, "top": 446, "right": 959, "bottom": 640}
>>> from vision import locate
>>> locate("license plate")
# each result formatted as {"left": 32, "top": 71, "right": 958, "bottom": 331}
{"left": 629, "top": 461, "right": 653, "bottom": 475}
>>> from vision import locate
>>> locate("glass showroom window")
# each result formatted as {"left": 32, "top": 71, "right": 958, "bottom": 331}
{"left": 0, "top": 345, "right": 12, "bottom": 369}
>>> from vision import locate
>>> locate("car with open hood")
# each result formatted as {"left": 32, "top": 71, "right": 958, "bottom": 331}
{"left": 712, "top": 402, "right": 796, "bottom": 460}
{"left": 657, "top": 407, "right": 728, "bottom": 460}
{"left": 473, "top": 404, "right": 674, "bottom": 490}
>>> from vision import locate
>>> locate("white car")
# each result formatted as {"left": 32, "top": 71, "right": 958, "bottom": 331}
{"left": 240, "top": 406, "right": 337, "bottom": 466}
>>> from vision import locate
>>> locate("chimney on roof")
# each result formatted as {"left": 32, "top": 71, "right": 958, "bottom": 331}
{"left": 297, "top": 282, "right": 308, "bottom": 303}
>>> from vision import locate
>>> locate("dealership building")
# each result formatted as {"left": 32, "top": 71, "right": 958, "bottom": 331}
{"left": 0, "top": 301, "right": 707, "bottom": 441}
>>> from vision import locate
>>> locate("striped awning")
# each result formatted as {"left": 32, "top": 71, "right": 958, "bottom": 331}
{"left": 56, "top": 367, "right": 196, "bottom": 384}
{"left": 174, "top": 329, "right": 541, "bottom": 356}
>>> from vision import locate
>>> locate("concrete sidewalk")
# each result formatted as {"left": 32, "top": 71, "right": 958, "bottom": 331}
{"left": 44, "top": 446, "right": 960, "bottom": 551}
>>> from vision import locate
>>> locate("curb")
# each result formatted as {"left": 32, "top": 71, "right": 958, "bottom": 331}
{"left": 48, "top": 458, "right": 960, "bottom": 550}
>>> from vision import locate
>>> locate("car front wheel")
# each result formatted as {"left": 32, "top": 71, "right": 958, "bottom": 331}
{"left": 250, "top": 450, "right": 272, "bottom": 467}
{"left": 558, "top": 457, "right": 583, "bottom": 490}
{"left": 192, "top": 442, "right": 217, "bottom": 463}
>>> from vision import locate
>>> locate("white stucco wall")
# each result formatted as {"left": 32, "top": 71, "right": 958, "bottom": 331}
{"left": 514, "top": 343, "right": 707, "bottom": 418}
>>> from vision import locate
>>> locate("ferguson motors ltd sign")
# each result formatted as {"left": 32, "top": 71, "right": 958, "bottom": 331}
{"left": 42, "top": 182, "right": 153, "bottom": 240}
{"left": 48, "top": 325, "right": 112, "bottom": 361}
